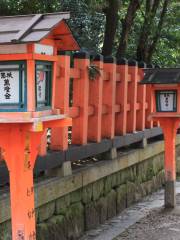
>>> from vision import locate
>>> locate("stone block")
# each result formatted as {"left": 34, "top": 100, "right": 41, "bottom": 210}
{"left": 116, "top": 184, "right": 127, "bottom": 214}
{"left": 92, "top": 179, "right": 104, "bottom": 201}
{"left": 117, "top": 168, "right": 129, "bottom": 185}
{"left": 176, "top": 156, "right": 180, "bottom": 174}
{"left": 104, "top": 176, "right": 112, "bottom": 195}
{"left": 96, "top": 197, "right": 108, "bottom": 224}
{"left": 55, "top": 195, "right": 70, "bottom": 215}
{"left": 82, "top": 184, "right": 93, "bottom": 204}
{"left": 70, "top": 189, "right": 82, "bottom": 204}
{"left": 107, "top": 190, "right": 117, "bottom": 219}
{"left": 0, "top": 221, "right": 11, "bottom": 240}
{"left": 47, "top": 215, "right": 67, "bottom": 240}
{"left": 59, "top": 161, "right": 72, "bottom": 177}
{"left": 85, "top": 202, "right": 99, "bottom": 230}
{"left": 126, "top": 181, "right": 136, "bottom": 207}
{"left": 65, "top": 202, "right": 84, "bottom": 239}
{"left": 36, "top": 223, "right": 51, "bottom": 240}
{"left": 136, "top": 183, "right": 146, "bottom": 201}
{"left": 100, "top": 147, "right": 117, "bottom": 160}
{"left": 38, "top": 201, "right": 55, "bottom": 223}
{"left": 144, "top": 180, "right": 153, "bottom": 195}
{"left": 111, "top": 173, "right": 118, "bottom": 188}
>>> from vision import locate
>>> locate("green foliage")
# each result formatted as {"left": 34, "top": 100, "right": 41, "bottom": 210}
{"left": 59, "top": 0, "right": 105, "bottom": 53}
{"left": 0, "top": 0, "right": 178, "bottom": 67}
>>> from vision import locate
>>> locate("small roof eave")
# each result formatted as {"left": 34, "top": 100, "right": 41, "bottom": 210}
{"left": 140, "top": 68, "right": 180, "bottom": 85}
{"left": 0, "top": 12, "right": 72, "bottom": 45}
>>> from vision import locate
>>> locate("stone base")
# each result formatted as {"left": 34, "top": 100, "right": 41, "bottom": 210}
{"left": 165, "top": 180, "right": 176, "bottom": 208}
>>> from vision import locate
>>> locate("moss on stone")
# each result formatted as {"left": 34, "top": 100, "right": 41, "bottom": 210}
{"left": 82, "top": 184, "right": 93, "bottom": 204}
{"left": 92, "top": 179, "right": 104, "bottom": 201}
{"left": 55, "top": 195, "right": 70, "bottom": 215}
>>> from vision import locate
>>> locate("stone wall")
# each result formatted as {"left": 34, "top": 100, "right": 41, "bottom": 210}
{"left": 1, "top": 138, "right": 180, "bottom": 240}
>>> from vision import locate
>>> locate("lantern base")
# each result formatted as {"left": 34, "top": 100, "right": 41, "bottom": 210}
{"left": 165, "top": 180, "right": 176, "bottom": 208}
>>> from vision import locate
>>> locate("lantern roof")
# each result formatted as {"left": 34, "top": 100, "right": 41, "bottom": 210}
{"left": 141, "top": 68, "right": 180, "bottom": 84}
{"left": 0, "top": 12, "right": 80, "bottom": 50}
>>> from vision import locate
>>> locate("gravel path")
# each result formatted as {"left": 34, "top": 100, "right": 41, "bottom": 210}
{"left": 80, "top": 182, "right": 180, "bottom": 240}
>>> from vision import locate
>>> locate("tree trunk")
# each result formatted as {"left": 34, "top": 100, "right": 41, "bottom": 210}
{"left": 136, "top": 0, "right": 161, "bottom": 61}
{"left": 116, "top": 0, "right": 141, "bottom": 58}
{"left": 146, "top": 0, "right": 169, "bottom": 63}
{"left": 102, "top": 0, "right": 121, "bottom": 56}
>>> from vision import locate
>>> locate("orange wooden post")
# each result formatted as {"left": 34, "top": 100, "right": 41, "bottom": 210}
{"left": 88, "top": 54, "right": 103, "bottom": 142}
{"left": 127, "top": 60, "right": 138, "bottom": 133}
{"left": 136, "top": 62, "right": 147, "bottom": 131}
{"left": 0, "top": 127, "right": 43, "bottom": 240}
{"left": 0, "top": 118, "right": 71, "bottom": 240}
{"left": 115, "top": 58, "right": 128, "bottom": 135}
{"left": 51, "top": 52, "right": 70, "bottom": 150}
{"left": 71, "top": 51, "right": 90, "bottom": 145}
{"left": 145, "top": 64, "right": 154, "bottom": 129}
{"left": 155, "top": 118, "right": 179, "bottom": 207}
{"left": 101, "top": 57, "right": 116, "bottom": 139}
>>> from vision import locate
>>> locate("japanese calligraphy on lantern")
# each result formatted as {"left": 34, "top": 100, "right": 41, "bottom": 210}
{"left": 159, "top": 91, "right": 176, "bottom": 111}
{"left": 0, "top": 65, "right": 19, "bottom": 104}
{"left": 36, "top": 68, "right": 46, "bottom": 105}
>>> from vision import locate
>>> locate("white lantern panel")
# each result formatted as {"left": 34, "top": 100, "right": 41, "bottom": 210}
{"left": 0, "top": 65, "right": 20, "bottom": 104}
{"left": 36, "top": 69, "right": 46, "bottom": 106}
{"left": 158, "top": 91, "right": 176, "bottom": 112}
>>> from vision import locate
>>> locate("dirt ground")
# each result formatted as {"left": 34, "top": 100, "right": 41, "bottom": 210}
{"left": 115, "top": 195, "right": 180, "bottom": 240}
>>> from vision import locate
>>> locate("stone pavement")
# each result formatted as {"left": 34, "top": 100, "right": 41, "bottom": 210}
{"left": 80, "top": 182, "right": 180, "bottom": 240}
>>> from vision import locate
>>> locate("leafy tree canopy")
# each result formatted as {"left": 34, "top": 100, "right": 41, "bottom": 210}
{"left": 0, "top": 0, "right": 179, "bottom": 67}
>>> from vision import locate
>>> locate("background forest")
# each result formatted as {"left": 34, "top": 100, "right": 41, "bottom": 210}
{"left": 0, "top": 0, "right": 179, "bottom": 66}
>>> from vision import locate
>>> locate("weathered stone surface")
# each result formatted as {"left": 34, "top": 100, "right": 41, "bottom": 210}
{"left": 116, "top": 168, "right": 128, "bottom": 186}
{"left": 107, "top": 190, "right": 117, "bottom": 219}
{"left": 116, "top": 184, "right": 127, "bottom": 214}
{"left": 82, "top": 184, "right": 93, "bottom": 204}
{"left": 47, "top": 215, "right": 67, "bottom": 240}
{"left": 85, "top": 202, "right": 99, "bottom": 230}
{"left": 65, "top": 202, "right": 84, "bottom": 239}
{"left": 70, "top": 189, "right": 82, "bottom": 204}
{"left": 92, "top": 179, "right": 104, "bottom": 201}
{"left": 144, "top": 180, "right": 153, "bottom": 195}
{"left": 0, "top": 220, "right": 11, "bottom": 240}
{"left": 104, "top": 176, "right": 112, "bottom": 195}
{"left": 96, "top": 197, "right": 108, "bottom": 224}
{"left": 136, "top": 183, "right": 146, "bottom": 201}
{"left": 126, "top": 181, "right": 136, "bottom": 207}
{"left": 55, "top": 194, "right": 71, "bottom": 215}
{"left": 152, "top": 155, "right": 164, "bottom": 175}
{"left": 38, "top": 201, "right": 55, "bottom": 223}
{"left": 111, "top": 173, "right": 118, "bottom": 188}
{"left": 128, "top": 166, "right": 137, "bottom": 182}
{"left": 36, "top": 223, "right": 51, "bottom": 240}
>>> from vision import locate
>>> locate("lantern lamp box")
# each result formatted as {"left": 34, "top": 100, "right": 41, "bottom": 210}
{"left": 141, "top": 68, "right": 180, "bottom": 118}
{"left": 0, "top": 12, "right": 79, "bottom": 121}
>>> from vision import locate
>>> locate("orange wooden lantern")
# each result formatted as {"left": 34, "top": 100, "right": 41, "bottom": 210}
{"left": 0, "top": 13, "right": 79, "bottom": 240}
{"left": 141, "top": 68, "right": 180, "bottom": 208}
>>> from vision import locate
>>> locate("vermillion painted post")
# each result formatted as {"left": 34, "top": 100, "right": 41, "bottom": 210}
{"left": 136, "top": 62, "right": 146, "bottom": 131}
{"left": 0, "top": 118, "right": 71, "bottom": 239}
{"left": 51, "top": 52, "right": 71, "bottom": 150}
{"left": 158, "top": 118, "right": 179, "bottom": 207}
{"left": 115, "top": 58, "right": 128, "bottom": 135}
{"left": 127, "top": 60, "right": 138, "bottom": 133}
{"left": 88, "top": 54, "right": 103, "bottom": 142}
{"left": 101, "top": 56, "right": 116, "bottom": 139}
{"left": 72, "top": 51, "right": 90, "bottom": 145}
{"left": 141, "top": 68, "right": 180, "bottom": 208}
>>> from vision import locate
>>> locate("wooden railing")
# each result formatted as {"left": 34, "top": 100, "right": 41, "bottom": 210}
{"left": 0, "top": 51, "right": 162, "bottom": 185}
{"left": 39, "top": 51, "right": 158, "bottom": 156}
